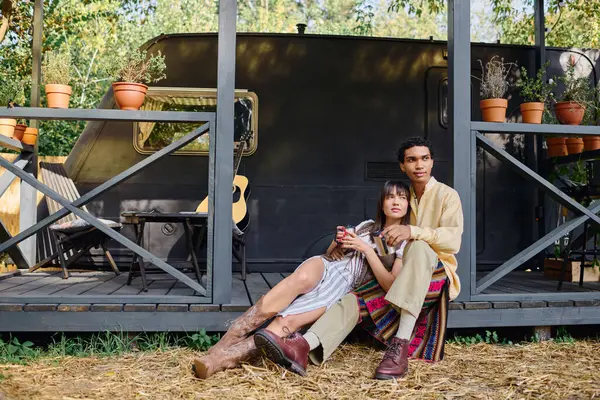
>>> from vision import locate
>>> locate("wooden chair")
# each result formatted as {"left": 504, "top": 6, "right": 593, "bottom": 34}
{"left": 30, "top": 162, "right": 121, "bottom": 278}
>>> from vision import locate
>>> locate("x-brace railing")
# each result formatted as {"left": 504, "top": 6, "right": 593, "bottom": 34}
{"left": 0, "top": 153, "right": 34, "bottom": 268}
{"left": 0, "top": 121, "right": 213, "bottom": 296}
{"left": 475, "top": 131, "right": 600, "bottom": 294}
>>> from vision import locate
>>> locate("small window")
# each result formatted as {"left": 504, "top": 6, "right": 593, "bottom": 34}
{"left": 133, "top": 87, "right": 258, "bottom": 156}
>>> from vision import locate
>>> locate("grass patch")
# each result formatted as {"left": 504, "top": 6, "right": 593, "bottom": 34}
{"left": 0, "top": 325, "right": 587, "bottom": 364}
{"left": 0, "top": 330, "right": 220, "bottom": 364}
{"left": 0, "top": 336, "right": 40, "bottom": 364}
{"left": 448, "top": 326, "right": 583, "bottom": 346}
{"left": 449, "top": 330, "right": 513, "bottom": 346}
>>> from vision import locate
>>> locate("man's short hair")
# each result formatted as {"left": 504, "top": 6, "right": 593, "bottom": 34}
{"left": 397, "top": 137, "right": 434, "bottom": 162}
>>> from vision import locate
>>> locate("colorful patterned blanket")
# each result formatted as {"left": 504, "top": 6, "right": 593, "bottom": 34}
{"left": 354, "top": 262, "right": 449, "bottom": 362}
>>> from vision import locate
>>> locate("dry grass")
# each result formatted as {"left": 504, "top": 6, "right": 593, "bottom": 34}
{"left": 0, "top": 153, "right": 66, "bottom": 236}
{"left": 1, "top": 341, "right": 599, "bottom": 400}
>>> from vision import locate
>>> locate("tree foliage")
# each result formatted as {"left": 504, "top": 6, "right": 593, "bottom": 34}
{"left": 1, "top": 0, "right": 599, "bottom": 155}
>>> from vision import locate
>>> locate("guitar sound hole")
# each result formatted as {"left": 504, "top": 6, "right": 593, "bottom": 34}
{"left": 232, "top": 188, "right": 241, "bottom": 202}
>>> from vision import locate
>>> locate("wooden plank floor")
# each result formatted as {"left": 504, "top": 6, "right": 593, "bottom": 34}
{"left": 0, "top": 269, "right": 598, "bottom": 303}
{"left": 0, "top": 271, "right": 280, "bottom": 303}
{"left": 480, "top": 270, "right": 600, "bottom": 294}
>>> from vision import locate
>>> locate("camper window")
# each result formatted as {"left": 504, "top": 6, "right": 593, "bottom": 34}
{"left": 133, "top": 88, "right": 258, "bottom": 156}
{"left": 439, "top": 78, "right": 448, "bottom": 129}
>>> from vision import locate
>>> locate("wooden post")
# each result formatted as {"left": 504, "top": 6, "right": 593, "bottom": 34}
{"left": 533, "top": 326, "right": 552, "bottom": 341}
{"left": 448, "top": 0, "right": 473, "bottom": 301}
{"left": 19, "top": 0, "right": 43, "bottom": 265}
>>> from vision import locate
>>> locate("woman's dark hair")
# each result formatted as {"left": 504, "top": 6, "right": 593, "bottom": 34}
{"left": 372, "top": 180, "right": 411, "bottom": 232}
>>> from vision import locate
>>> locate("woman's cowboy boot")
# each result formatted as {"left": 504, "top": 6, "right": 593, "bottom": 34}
{"left": 208, "top": 297, "right": 275, "bottom": 355}
{"left": 193, "top": 337, "right": 257, "bottom": 379}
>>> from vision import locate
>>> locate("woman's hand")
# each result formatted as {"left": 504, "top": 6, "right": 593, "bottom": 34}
{"left": 341, "top": 232, "right": 373, "bottom": 255}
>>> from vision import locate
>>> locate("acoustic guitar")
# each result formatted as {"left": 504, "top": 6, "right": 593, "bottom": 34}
{"left": 196, "top": 130, "right": 252, "bottom": 232}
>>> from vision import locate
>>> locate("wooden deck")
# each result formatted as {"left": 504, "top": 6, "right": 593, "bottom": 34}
{"left": 0, "top": 270, "right": 599, "bottom": 332}
{"left": 477, "top": 270, "right": 600, "bottom": 294}
{"left": 1, "top": 270, "right": 598, "bottom": 301}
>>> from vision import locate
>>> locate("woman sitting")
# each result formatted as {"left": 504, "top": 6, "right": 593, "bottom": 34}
{"left": 193, "top": 180, "right": 410, "bottom": 379}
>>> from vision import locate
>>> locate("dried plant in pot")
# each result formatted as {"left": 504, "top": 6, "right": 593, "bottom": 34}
{"left": 517, "top": 62, "right": 555, "bottom": 124}
{"left": 554, "top": 56, "right": 595, "bottom": 125}
{"left": 42, "top": 47, "right": 72, "bottom": 108}
{"left": 477, "top": 56, "right": 514, "bottom": 123}
{"left": 111, "top": 49, "right": 167, "bottom": 110}
{"left": 0, "top": 78, "right": 25, "bottom": 138}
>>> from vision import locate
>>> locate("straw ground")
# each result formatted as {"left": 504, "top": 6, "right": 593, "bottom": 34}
{"left": 1, "top": 340, "right": 598, "bottom": 400}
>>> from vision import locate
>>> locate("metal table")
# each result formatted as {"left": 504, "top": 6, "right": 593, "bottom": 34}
{"left": 120, "top": 211, "right": 208, "bottom": 292}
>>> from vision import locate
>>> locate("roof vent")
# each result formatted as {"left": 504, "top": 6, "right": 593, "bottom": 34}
{"left": 365, "top": 161, "right": 406, "bottom": 181}
{"left": 296, "top": 23, "right": 307, "bottom": 34}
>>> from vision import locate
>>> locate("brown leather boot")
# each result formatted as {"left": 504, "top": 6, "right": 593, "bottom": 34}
{"left": 374, "top": 337, "right": 410, "bottom": 380}
{"left": 254, "top": 328, "right": 310, "bottom": 376}
{"left": 208, "top": 296, "right": 275, "bottom": 356}
{"left": 193, "top": 336, "right": 257, "bottom": 379}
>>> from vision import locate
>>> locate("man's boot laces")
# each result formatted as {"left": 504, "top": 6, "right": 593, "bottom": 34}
{"left": 383, "top": 341, "right": 403, "bottom": 362}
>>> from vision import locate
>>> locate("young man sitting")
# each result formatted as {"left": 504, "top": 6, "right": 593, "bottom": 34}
{"left": 254, "top": 136, "right": 464, "bottom": 380}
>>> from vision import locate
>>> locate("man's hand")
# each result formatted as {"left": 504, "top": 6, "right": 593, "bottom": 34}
{"left": 341, "top": 232, "right": 373, "bottom": 255}
{"left": 381, "top": 225, "right": 411, "bottom": 247}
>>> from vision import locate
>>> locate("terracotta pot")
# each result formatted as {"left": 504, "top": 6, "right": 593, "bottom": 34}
{"left": 21, "top": 127, "right": 39, "bottom": 145}
{"left": 520, "top": 102, "right": 544, "bottom": 124}
{"left": 480, "top": 98, "right": 508, "bottom": 122}
{"left": 566, "top": 137, "right": 584, "bottom": 155}
{"left": 583, "top": 136, "right": 600, "bottom": 152}
{"left": 45, "top": 84, "right": 72, "bottom": 108}
{"left": 13, "top": 124, "right": 26, "bottom": 141}
{"left": 546, "top": 137, "right": 568, "bottom": 158}
{"left": 112, "top": 82, "right": 148, "bottom": 110}
{"left": 0, "top": 118, "right": 17, "bottom": 138}
{"left": 555, "top": 101, "right": 585, "bottom": 125}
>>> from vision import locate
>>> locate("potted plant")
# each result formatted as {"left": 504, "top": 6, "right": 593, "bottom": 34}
{"left": 581, "top": 89, "right": 600, "bottom": 151}
{"left": 0, "top": 78, "right": 25, "bottom": 138}
{"left": 477, "top": 56, "right": 514, "bottom": 122}
{"left": 111, "top": 49, "right": 166, "bottom": 110}
{"left": 13, "top": 119, "right": 26, "bottom": 141}
{"left": 566, "top": 136, "right": 584, "bottom": 154}
{"left": 42, "top": 47, "right": 72, "bottom": 108}
{"left": 554, "top": 56, "right": 594, "bottom": 126}
{"left": 543, "top": 111, "right": 568, "bottom": 157}
{"left": 517, "top": 62, "right": 555, "bottom": 123}
{"left": 21, "top": 127, "right": 38, "bottom": 145}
